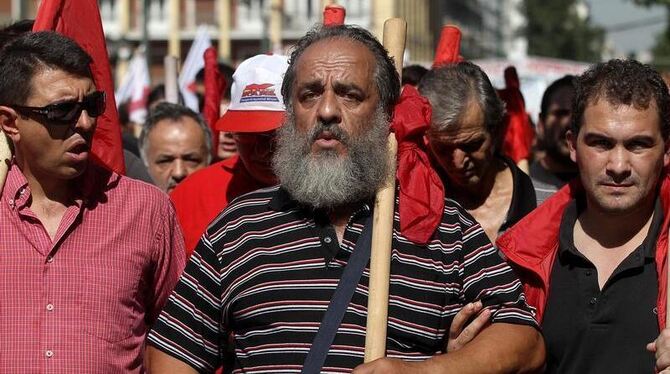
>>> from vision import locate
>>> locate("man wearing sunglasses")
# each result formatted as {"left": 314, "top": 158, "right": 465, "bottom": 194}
{"left": 530, "top": 75, "right": 579, "bottom": 205}
{"left": 169, "top": 54, "right": 287, "bottom": 256}
{"left": 0, "top": 32, "right": 185, "bottom": 373}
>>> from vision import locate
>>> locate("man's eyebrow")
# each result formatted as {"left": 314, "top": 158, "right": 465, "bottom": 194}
{"left": 625, "top": 134, "right": 657, "bottom": 144}
{"left": 296, "top": 80, "right": 323, "bottom": 92}
{"left": 582, "top": 132, "right": 612, "bottom": 141}
{"left": 333, "top": 81, "right": 365, "bottom": 94}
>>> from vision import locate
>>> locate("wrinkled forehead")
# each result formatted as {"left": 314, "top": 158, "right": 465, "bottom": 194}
{"left": 293, "top": 37, "right": 378, "bottom": 86}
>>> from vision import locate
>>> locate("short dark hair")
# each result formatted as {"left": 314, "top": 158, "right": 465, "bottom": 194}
{"left": 402, "top": 64, "right": 428, "bottom": 86}
{"left": 139, "top": 102, "right": 212, "bottom": 163}
{"left": 0, "top": 19, "right": 34, "bottom": 50}
{"left": 0, "top": 31, "right": 93, "bottom": 106}
{"left": 281, "top": 24, "right": 400, "bottom": 115}
{"left": 418, "top": 61, "right": 505, "bottom": 136}
{"left": 539, "top": 75, "right": 575, "bottom": 119}
{"left": 572, "top": 59, "right": 670, "bottom": 140}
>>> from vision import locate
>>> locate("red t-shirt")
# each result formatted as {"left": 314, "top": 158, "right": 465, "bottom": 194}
{"left": 170, "top": 155, "right": 265, "bottom": 256}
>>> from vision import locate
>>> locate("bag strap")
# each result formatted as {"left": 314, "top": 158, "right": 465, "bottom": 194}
{"left": 301, "top": 215, "right": 374, "bottom": 374}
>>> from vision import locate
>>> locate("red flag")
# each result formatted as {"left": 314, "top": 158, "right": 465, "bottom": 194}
{"left": 33, "top": 0, "right": 125, "bottom": 174}
{"left": 497, "top": 66, "right": 534, "bottom": 163}
{"left": 323, "top": 5, "right": 346, "bottom": 26}
{"left": 392, "top": 85, "right": 444, "bottom": 244}
{"left": 433, "top": 25, "right": 463, "bottom": 68}
{"left": 203, "top": 47, "right": 225, "bottom": 159}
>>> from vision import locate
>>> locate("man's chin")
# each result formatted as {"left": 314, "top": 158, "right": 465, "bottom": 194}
{"left": 591, "top": 195, "right": 644, "bottom": 216}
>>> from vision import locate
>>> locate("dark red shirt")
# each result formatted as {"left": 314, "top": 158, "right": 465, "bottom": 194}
{"left": 0, "top": 162, "right": 185, "bottom": 373}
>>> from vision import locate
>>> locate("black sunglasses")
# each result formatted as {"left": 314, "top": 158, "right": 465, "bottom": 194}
{"left": 11, "top": 91, "right": 106, "bottom": 125}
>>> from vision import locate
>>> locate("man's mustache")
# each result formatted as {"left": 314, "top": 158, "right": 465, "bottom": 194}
{"left": 308, "top": 122, "right": 350, "bottom": 145}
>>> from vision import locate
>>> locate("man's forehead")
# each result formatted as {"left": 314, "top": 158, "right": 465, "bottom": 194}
{"left": 582, "top": 98, "right": 661, "bottom": 135}
{"left": 293, "top": 37, "right": 376, "bottom": 80}
{"left": 28, "top": 67, "right": 95, "bottom": 100}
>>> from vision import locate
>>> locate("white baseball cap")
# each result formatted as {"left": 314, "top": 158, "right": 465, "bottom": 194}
{"left": 215, "top": 54, "right": 289, "bottom": 132}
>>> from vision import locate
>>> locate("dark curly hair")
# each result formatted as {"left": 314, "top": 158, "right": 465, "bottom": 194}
{"left": 572, "top": 59, "right": 670, "bottom": 140}
{"left": 281, "top": 24, "right": 400, "bottom": 116}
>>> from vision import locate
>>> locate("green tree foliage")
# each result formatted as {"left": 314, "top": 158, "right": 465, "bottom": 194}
{"left": 633, "top": 0, "right": 670, "bottom": 67}
{"left": 524, "top": 0, "right": 605, "bottom": 62}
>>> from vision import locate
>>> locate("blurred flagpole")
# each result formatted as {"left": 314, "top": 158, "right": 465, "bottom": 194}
{"left": 269, "top": 0, "right": 283, "bottom": 54}
{"left": 115, "top": 48, "right": 151, "bottom": 126}
{"left": 179, "top": 24, "right": 212, "bottom": 111}
{"left": 218, "top": 0, "right": 231, "bottom": 61}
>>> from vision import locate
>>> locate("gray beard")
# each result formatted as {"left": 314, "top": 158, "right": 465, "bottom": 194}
{"left": 272, "top": 106, "right": 390, "bottom": 210}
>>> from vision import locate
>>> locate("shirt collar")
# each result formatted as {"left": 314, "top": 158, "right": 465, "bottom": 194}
{"left": 3, "top": 160, "right": 119, "bottom": 211}
{"left": 268, "top": 186, "right": 373, "bottom": 221}
{"left": 558, "top": 196, "right": 663, "bottom": 260}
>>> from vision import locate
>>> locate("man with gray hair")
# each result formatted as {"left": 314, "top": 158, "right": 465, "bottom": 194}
{"left": 419, "top": 61, "right": 536, "bottom": 243}
{"left": 139, "top": 101, "right": 212, "bottom": 193}
{"left": 147, "top": 24, "right": 543, "bottom": 373}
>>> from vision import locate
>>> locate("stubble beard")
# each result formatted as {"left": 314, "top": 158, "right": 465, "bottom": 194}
{"left": 272, "top": 106, "right": 390, "bottom": 210}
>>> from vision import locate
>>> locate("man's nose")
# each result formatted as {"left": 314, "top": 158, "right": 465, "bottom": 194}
{"left": 316, "top": 90, "right": 341, "bottom": 126}
{"left": 606, "top": 147, "right": 632, "bottom": 181}
{"left": 74, "top": 110, "right": 95, "bottom": 132}
{"left": 452, "top": 148, "right": 467, "bottom": 169}
{"left": 171, "top": 159, "right": 188, "bottom": 182}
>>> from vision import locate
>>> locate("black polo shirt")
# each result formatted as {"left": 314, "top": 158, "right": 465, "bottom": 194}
{"left": 499, "top": 156, "right": 537, "bottom": 234}
{"left": 542, "top": 198, "right": 662, "bottom": 373}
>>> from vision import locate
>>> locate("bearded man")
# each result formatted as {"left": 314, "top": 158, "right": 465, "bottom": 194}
{"left": 146, "top": 25, "right": 544, "bottom": 373}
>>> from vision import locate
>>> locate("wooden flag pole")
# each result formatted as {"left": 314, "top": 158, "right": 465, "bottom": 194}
{"left": 164, "top": 55, "right": 180, "bottom": 104}
{"left": 364, "top": 17, "right": 407, "bottom": 363}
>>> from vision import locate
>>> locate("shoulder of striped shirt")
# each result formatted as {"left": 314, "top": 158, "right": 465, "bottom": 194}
{"left": 204, "top": 185, "right": 281, "bottom": 234}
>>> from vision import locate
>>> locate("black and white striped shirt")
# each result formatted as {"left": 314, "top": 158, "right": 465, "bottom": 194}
{"left": 148, "top": 186, "right": 537, "bottom": 373}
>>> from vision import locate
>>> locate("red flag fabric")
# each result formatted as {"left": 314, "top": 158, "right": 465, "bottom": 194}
{"left": 497, "top": 66, "right": 534, "bottom": 163}
{"left": 432, "top": 25, "right": 464, "bottom": 68}
{"left": 33, "top": 0, "right": 125, "bottom": 174}
{"left": 392, "top": 85, "right": 444, "bottom": 244}
{"left": 203, "top": 47, "right": 226, "bottom": 159}
{"left": 323, "top": 5, "right": 346, "bottom": 26}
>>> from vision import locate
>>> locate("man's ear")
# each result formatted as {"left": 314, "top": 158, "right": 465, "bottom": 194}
{"left": 663, "top": 138, "right": 670, "bottom": 169}
{"left": 0, "top": 106, "right": 19, "bottom": 143}
{"left": 566, "top": 129, "right": 577, "bottom": 163}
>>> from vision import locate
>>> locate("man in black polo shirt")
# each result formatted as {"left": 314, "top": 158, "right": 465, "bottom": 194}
{"left": 146, "top": 24, "right": 544, "bottom": 373}
{"left": 496, "top": 59, "right": 670, "bottom": 373}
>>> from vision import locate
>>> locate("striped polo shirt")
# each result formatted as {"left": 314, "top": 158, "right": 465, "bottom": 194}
{"left": 148, "top": 186, "right": 537, "bottom": 373}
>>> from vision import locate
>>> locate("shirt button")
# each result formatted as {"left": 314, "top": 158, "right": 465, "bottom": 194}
{"left": 585, "top": 270, "right": 592, "bottom": 276}
{"left": 589, "top": 297, "right": 597, "bottom": 305}
{"left": 45, "top": 350, "right": 53, "bottom": 358}
{"left": 46, "top": 304, "right": 54, "bottom": 311}
{"left": 323, "top": 236, "right": 332, "bottom": 244}
{"left": 46, "top": 256, "right": 54, "bottom": 263}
